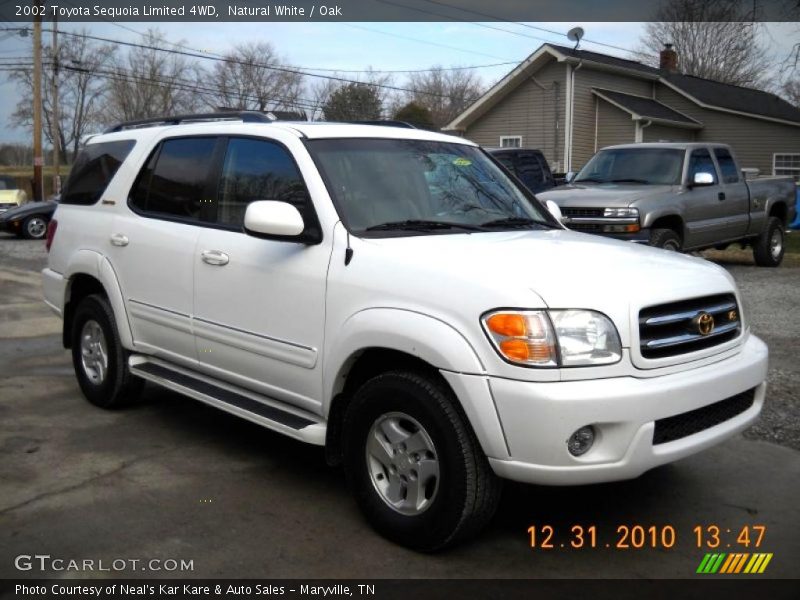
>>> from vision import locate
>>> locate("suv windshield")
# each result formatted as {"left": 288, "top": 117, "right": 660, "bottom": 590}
{"left": 308, "top": 138, "right": 554, "bottom": 235}
{"left": 575, "top": 148, "right": 684, "bottom": 185}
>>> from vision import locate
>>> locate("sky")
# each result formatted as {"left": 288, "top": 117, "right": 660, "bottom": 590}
{"left": 0, "top": 20, "right": 797, "bottom": 145}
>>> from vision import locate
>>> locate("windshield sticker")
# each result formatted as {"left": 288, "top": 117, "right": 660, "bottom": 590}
{"left": 452, "top": 158, "right": 472, "bottom": 167}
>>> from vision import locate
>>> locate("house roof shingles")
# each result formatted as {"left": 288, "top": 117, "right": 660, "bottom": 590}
{"left": 546, "top": 43, "right": 800, "bottom": 125}
{"left": 592, "top": 88, "right": 701, "bottom": 126}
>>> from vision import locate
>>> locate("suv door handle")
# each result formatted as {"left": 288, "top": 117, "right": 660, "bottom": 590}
{"left": 110, "top": 233, "right": 129, "bottom": 247}
{"left": 718, "top": 192, "right": 726, "bottom": 201}
{"left": 201, "top": 250, "right": 229, "bottom": 266}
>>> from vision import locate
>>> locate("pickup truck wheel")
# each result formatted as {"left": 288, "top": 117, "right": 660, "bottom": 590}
{"left": 71, "top": 294, "right": 143, "bottom": 408}
{"left": 343, "top": 371, "right": 501, "bottom": 551}
{"left": 649, "top": 228, "right": 682, "bottom": 251}
{"left": 753, "top": 217, "right": 784, "bottom": 267}
{"left": 22, "top": 215, "right": 48, "bottom": 239}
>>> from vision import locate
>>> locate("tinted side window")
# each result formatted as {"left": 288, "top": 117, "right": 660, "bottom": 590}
{"left": 62, "top": 140, "right": 135, "bottom": 205}
{"left": 515, "top": 152, "right": 546, "bottom": 190}
{"left": 688, "top": 149, "right": 718, "bottom": 185}
{"left": 216, "top": 138, "right": 311, "bottom": 228}
{"left": 130, "top": 137, "right": 218, "bottom": 220}
{"left": 713, "top": 147, "right": 739, "bottom": 183}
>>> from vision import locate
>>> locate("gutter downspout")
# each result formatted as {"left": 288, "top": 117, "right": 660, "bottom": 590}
{"left": 567, "top": 59, "right": 584, "bottom": 173}
{"left": 635, "top": 119, "right": 652, "bottom": 143}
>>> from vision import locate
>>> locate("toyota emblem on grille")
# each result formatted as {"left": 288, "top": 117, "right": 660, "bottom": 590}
{"left": 694, "top": 312, "right": 715, "bottom": 336}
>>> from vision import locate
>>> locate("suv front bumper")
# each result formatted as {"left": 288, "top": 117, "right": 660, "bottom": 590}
{"left": 478, "top": 334, "right": 767, "bottom": 485}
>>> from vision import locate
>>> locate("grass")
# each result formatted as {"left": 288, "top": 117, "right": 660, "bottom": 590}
{"left": 786, "top": 230, "right": 800, "bottom": 255}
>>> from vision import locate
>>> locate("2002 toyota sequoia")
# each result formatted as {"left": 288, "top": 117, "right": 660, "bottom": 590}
{"left": 43, "top": 112, "right": 768, "bottom": 550}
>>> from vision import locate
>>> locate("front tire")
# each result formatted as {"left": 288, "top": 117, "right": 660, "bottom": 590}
{"left": 71, "top": 294, "right": 143, "bottom": 408}
{"left": 343, "top": 371, "right": 501, "bottom": 551}
{"left": 753, "top": 217, "right": 784, "bottom": 267}
{"left": 649, "top": 228, "right": 682, "bottom": 251}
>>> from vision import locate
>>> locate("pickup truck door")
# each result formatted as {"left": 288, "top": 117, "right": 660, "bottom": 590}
{"left": 191, "top": 137, "right": 332, "bottom": 414}
{"left": 682, "top": 148, "right": 729, "bottom": 248}
{"left": 712, "top": 147, "right": 750, "bottom": 239}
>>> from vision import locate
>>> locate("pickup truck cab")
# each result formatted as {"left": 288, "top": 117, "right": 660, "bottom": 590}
{"left": 43, "top": 115, "right": 768, "bottom": 550}
{"left": 0, "top": 175, "right": 28, "bottom": 214}
{"left": 538, "top": 143, "right": 796, "bottom": 266}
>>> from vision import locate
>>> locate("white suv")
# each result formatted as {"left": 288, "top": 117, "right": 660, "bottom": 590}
{"left": 43, "top": 113, "right": 768, "bottom": 550}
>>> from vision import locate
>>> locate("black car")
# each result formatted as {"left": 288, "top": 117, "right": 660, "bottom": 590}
{"left": 0, "top": 195, "right": 58, "bottom": 239}
{"left": 487, "top": 148, "right": 556, "bottom": 194}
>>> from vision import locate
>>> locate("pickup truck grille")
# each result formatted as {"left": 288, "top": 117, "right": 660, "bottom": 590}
{"left": 653, "top": 388, "right": 755, "bottom": 445}
{"left": 561, "top": 207, "right": 603, "bottom": 218}
{"left": 560, "top": 208, "right": 603, "bottom": 233}
{"left": 639, "top": 294, "right": 741, "bottom": 359}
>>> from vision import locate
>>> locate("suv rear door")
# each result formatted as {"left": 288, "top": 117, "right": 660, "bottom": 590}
{"left": 109, "top": 136, "right": 222, "bottom": 367}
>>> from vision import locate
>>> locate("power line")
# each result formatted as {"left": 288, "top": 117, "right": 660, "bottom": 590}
{"left": 22, "top": 27, "right": 463, "bottom": 99}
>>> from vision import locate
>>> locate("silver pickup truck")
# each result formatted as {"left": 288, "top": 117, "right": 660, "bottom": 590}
{"left": 537, "top": 143, "right": 796, "bottom": 267}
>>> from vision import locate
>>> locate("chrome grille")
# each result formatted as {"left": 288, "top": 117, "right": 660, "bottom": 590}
{"left": 639, "top": 294, "right": 741, "bottom": 359}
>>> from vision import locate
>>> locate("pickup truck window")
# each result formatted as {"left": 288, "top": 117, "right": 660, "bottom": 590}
{"left": 574, "top": 148, "right": 683, "bottom": 185}
{"left": 0, "top": 176, "right": 16, "bottom": 190}
{"left": 713, "top": 147, "right": 740, "bottom": 183}
{"left": 217, "top": 138, "right": 311, "bottom": 228}
{"left": 688, "top": 149, "right": 719, "bottom": 185}
{"left": 309, "top": 138, "right": 552, "bottom": 235}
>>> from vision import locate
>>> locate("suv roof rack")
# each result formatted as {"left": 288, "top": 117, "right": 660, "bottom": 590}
{"left": 103, "top": 111, "right": 275, "bottom": 134}
{"left": 345, "top": 120, "right": 417, "bottom": 129}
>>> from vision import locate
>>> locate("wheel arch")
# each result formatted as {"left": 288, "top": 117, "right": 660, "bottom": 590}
{"left": 647, "top": 213, "right": 685, "bottom": 241}
{"left": 62, "top": 251, "right": 133, "bottom": 350}
{"left": 322, "top": 309, "right": 507, "bottom": 466}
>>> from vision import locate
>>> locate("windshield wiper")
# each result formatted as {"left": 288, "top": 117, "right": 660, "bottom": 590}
{"left": 607, "top": 178, "right": 650, "bottom": 184}
{"left": 364, "top": 219, "right": 484, "bottom": 232}
{"left": 480, "top": 217, "right": 556, "bottom": 230}
{"left": 573, "top": 177, "right": 607, "bottom": 183}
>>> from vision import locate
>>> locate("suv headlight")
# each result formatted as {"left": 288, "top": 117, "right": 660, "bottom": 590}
{"left": 603, "top": 207, "right": 638, "bottom": 218}
{"left": 482, "top": 310, "right": 622, "bottom": 368}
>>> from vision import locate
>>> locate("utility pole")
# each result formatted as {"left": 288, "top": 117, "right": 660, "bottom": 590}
{"left": 51, "top": 15, "right": 60, "bottom": 196}
{"left": 32, "top": 0, "right": 44, "bottom": 202}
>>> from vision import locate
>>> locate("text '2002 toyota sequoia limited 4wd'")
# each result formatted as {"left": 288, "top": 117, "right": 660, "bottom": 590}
{"left": 43, "top": 113, "right": 768, "bottom": 550}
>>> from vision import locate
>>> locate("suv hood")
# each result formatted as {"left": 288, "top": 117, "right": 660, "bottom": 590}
{"left": 537, "top": 183, "right": 675, "bottom": 208}
{"left": 361, "top": 229, "right": 736, "bottom": 345}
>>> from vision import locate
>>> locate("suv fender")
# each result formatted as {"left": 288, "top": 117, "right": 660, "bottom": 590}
{"left": 325, "top": 308, "right": 509, "bottom": 460}
{"left": 64, "top": 250, "right": 134, "bottom": 350}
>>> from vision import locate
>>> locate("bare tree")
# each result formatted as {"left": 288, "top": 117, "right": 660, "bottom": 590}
{"left": 401, "top": 67, "right": 482, "bottom": 129}
{"left": 638, "top": 0, "right": 771, "bottom": 88}
{"left": 9, "top": 30, "right": 115, "bottom": 161}
{"left": 203, "top": 42, "right": 305, "bottom": 113}
{"left": 780, "top": 79, "right": 800, "bottom": 107}
{"left": 104, "top": 29, "right": 201, "bottom": 123}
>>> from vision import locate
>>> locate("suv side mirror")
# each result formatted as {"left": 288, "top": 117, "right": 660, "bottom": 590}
{"left": 545, "top": 200, "right": 564, "bottom": 224}
{"left": 691, "top": 172, "right": 714, "bottom": 187}
{"left": 244, "top": 201, "right": 306, "bottom": 240}
{"left": 565, "top": 171, "right": 576, "bottom": 183}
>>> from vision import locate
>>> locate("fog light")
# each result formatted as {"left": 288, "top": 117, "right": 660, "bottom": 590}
{"left": 567, "top": 426, "right": 595, "bottom": 456}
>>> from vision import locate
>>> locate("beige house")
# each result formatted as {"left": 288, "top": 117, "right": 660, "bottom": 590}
{"left": 445, "top": 43, "right": 800, "bottom": 180}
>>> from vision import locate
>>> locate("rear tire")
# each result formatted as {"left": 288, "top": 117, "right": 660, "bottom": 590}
{"left": 649, "top": 228, "right": 682, "bottom": 251}
{"left": 753, "top": 217, "right": 784, "bottom": 267}
{"left": 343, "top": 370, "right": 501, "bottom": 551}
{"left": 70, "top": 294, "right": 143, "bottom": 408}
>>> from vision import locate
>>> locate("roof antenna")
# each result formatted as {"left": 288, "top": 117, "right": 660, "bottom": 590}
{"left": 567, "top": 26, "right": 584, "bottom": 50}
{"left": 344, "top": 230, "right": 354, "bottom": 266}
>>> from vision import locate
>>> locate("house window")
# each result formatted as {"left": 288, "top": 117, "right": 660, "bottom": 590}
{"left": 773, "top": 153, "right": 800, "bottom": 183}
{"left": 500, "top": 136, "right": 522, "bottom": 148}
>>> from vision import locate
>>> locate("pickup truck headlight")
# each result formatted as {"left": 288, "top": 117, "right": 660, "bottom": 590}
{"left": 482, "top": 310, "right": 621, "bottom": 368}
{"left": 603, "top": 207, "right": 639, "bottom": 218}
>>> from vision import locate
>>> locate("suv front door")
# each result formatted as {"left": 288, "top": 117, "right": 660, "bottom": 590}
{"left": 192, "top": 136, "right": 331, "bottom": 413}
